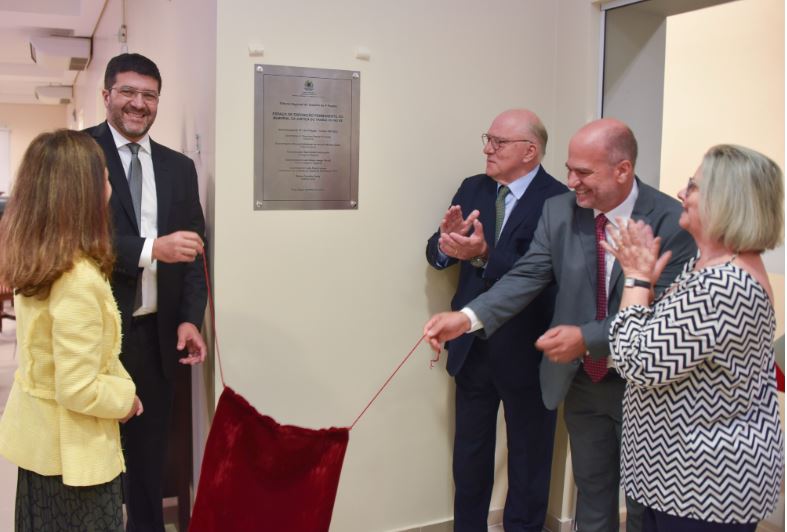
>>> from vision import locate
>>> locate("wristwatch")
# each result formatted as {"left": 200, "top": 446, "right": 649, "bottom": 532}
{"left": 469, "top": 255, "right": 488, "bottom": 268}
{"left": 624, "top": 277, "right": 652, "bottom": 289}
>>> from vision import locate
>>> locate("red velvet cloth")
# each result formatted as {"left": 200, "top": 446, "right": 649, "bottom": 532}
{"left": 776, "top": 363, "right": 784, "bottom": 393}
{"left": 190, "top": 387, "right": 349, "bottom": 532}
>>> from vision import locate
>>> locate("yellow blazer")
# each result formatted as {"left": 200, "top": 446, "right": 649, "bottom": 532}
{"left": 0, "top": 258, "right": 135, "bottom": 486}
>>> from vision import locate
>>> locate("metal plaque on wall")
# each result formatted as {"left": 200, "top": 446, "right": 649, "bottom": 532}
{"left": 254, "top": 64, "right": 360, "bottom": 210}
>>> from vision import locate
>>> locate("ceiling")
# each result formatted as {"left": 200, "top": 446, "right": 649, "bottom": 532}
{"left": 0, "top": 0, "right": 741, "bottom": 106}
{"left": 0, "top": 0, "right": 106, "bottom": 105}
{"left": 604, "top": 0, "right": 738, "bottom": 17}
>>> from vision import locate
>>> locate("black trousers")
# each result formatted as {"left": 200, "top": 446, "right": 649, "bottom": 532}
{"left": 119, "top": 314, "right": 174, "bottom": 532}
{"left": 643, "top": 506, "right": 757, "bottom": 532}
{"left": 453, "top": 340, "right": 557, "bottom": 532}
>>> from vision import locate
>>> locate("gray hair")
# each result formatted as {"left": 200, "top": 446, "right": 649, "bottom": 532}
{"left": 528, "top": 119, "right": 548, "bottom": 157}
{"left": 700, "top": 144, "right": 783, "bottom": 252}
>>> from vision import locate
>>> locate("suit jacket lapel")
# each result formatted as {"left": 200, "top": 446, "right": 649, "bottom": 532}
{"left": 151, "top": 139, "right": 172, "bottom": 234}
{"left": 497, "top": 167, "right": 547, "bottom": 245}
{"left": 94, "top": 122, "right": 139, "bottom": 233}
{"left": 479, "top": 178, "right": 496, "bottom": 247}
{"left": 609, "top": 178, "right": 656, "bottom": 294}
{"left": 576, "top": 204, "right": 598, "bottom": 290}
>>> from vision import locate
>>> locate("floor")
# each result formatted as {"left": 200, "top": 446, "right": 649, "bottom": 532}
{"left": 0, "top": 314, "right": 18, "bottom": 530}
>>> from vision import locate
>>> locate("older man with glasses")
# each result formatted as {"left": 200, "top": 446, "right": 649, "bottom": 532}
{"left": 426, "top": 109, "right": 566, "bottom": 531}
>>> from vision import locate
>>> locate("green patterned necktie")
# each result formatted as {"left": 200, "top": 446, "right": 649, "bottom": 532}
{"left": 494, "top": 185, "right": 510, "bottom": 243}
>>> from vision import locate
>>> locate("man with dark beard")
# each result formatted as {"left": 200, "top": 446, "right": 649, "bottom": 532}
{"left": 85, "top": 53, "right": 207, "bottom": 531}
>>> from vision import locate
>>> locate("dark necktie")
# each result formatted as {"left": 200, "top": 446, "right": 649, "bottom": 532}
{"left": 494, "top": 185, "right": 510, "bottom": 244}
{"left": 127, "top": 143, "right": 144, "bottom": 312}
{"left": 127, "top": 143, "right": 143, "bottom": 229}
{"left": 583, "top": 213, "right": 609, "bottom": 382}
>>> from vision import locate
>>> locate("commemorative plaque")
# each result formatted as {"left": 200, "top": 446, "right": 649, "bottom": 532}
{"left": 253, "top": 65, "right": 360, "bottom": 210}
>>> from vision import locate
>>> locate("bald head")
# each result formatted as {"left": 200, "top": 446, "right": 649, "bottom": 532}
{"left": 574, "top": 118, "right": 637, "bottom": 168}
{"left": 565, "top": 118, "right": 638, "bottom": 212}
{"left": 493, "top": 109, "right": 548, "bottom": 158}
{"left": 483, "top": 109, "right": 548, "bottom": 185}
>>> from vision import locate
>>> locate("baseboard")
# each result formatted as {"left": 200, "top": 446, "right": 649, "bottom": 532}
{"left": 406, "top": 509, "right": 573, "bottom": 532}
{"left": 487, "top": 508, "right": 503, "bottom": 526}
{"left": 544, "top": 512, "right": 574, "bottom": 532}
{"left": 395, "top": 504, "right": 786, "bottom": 532}
{"left": 757, "top": 521, "right": 783, "bottom": 532}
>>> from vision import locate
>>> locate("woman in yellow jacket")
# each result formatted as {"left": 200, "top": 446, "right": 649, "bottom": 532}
{"left": 0, "top": 129, "right": 143, "bottom": 531}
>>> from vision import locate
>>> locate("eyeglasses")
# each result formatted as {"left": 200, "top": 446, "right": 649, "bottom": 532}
{"left": 111, "top": 86, "right": 159, "bottom": 104}
{"left": 686, "top": 177, "right": 699, "bottom": 192}
{"left": 481, "top": 134, "right": 534, "bottom": 151}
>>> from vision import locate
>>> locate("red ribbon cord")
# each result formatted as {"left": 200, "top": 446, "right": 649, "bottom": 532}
{"left": 201, "top": 254, "right": 434, "bottom": 430}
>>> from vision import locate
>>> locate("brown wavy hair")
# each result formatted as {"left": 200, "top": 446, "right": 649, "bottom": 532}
{"left": 0, "top": 129, "right": 114, "bottom": 298}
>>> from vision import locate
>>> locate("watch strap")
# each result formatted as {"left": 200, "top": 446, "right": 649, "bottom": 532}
{"left": 624, "top": 277, "right": 652, "bottom": 289}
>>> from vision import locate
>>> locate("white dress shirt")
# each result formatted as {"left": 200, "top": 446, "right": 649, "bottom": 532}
{"left": 108, "top": 123, "right": 158, "bottom": 316}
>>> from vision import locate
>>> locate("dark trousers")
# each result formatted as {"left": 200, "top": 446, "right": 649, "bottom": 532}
{"left": 453, "top": 341, "right": 557, "bottom": 532}
{"left": 643, "top": 506, "right": 757, "bottom": 532}
{"left": 564, "top": 368, "right": 643, "bottom": 532}
{"left": 120, "top": 315, "right": 174, "bottom": 532}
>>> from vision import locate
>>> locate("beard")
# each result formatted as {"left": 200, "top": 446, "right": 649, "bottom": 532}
{"left": 107, "top": 102, "right": 156, "bottom": 141}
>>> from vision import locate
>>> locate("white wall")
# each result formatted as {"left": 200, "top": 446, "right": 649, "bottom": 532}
{"left": 0, "top": 103, "right": 67, "bottom": 190}
{"left": 55, "top": 0, "right": 786, "bottom": 529}
{"left": 215, "top": 1, "right": 601, "bottom": 530}
{"left": 64, "top": 0, "right": 605, "bottom": 529}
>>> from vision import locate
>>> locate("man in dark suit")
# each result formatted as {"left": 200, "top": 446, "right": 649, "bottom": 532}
{"left": 426, "top": 109, "right": 567, "bottom": 531}
{"left": 86, "top": 53, "right": 207, "bottom": 532}
{"left": 425, "top": 118, "right": 696, "bottom": 532}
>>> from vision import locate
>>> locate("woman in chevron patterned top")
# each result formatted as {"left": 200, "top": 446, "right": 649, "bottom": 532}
{"left": 602, "top": 144, "right": 784, "bottom": 532}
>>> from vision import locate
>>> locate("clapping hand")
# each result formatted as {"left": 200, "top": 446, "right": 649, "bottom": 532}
{"left": 601, "top": 217, "right": 671, "bottom": 286}
{"left": 437, "top": 206, "right": 489, "bottom": 261}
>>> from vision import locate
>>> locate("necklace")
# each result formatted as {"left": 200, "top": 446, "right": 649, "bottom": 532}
{"left": 664, "top": 252, "right": 738, "bottom": 300}
{"left": 695, "top": 251, "right": 737, "bottom": 270}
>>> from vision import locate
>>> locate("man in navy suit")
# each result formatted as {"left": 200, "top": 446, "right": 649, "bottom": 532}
{"left": 426, "top": 109, "right": 566, "bottom": 531}
{"left": 86, "top": 53, "right": 207, "bottom": 531}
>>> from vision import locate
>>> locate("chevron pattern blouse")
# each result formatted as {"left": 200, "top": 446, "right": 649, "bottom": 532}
{"left": 610, "top": 256, "right": 784, "bottom": 524}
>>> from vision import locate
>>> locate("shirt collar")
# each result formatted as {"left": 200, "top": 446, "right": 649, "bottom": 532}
{"left": 499, "top": 165, "right": 540, "bottom": 200}
{"left": 595, "top": 179, "right": 639, "bottom": 227}
{"left": 107, "top": 122, "right": 151, "bottom": 154}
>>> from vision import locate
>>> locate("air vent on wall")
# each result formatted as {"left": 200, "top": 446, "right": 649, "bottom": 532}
{"left": 35, "top": 86, "right": 73, "bottom": 105}
{"left": 29, "top": 36, "right": 91, "bottom": 71}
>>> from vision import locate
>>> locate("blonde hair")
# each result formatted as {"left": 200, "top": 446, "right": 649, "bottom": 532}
{"left": 0, "top": 129, "right": 114, "bottom": 298}
{"left": 700, "top": 144, "right": 784, "bottom": 252}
